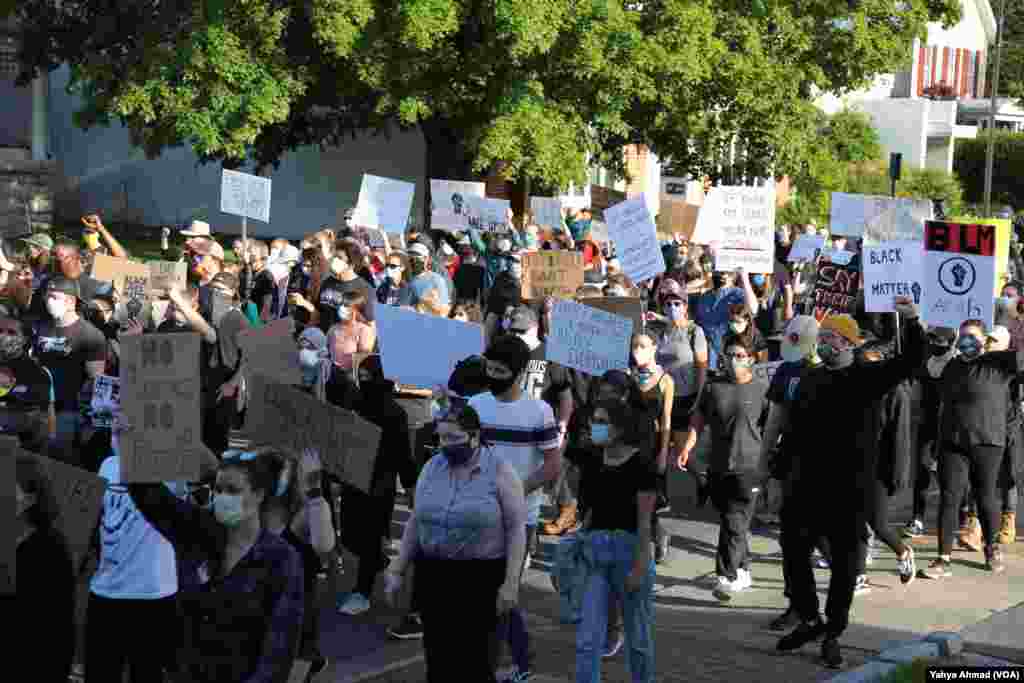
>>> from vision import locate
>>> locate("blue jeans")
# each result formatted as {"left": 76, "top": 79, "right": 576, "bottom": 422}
{"left": 576, "top": 530, "right": 655, "bottom": 683}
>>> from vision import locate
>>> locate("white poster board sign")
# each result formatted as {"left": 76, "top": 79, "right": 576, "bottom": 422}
{"left": 921, "top": 221, "right": 996, "bottom": 328}
{"left": 829, "top": 192, "right": 932, "bottom": 243}
{"left": 430, "top": 179, "right": 486, "bottom": 232}
{"left": 530, "top": 197, "right": 564, "bottom": 229}
{"left": 863, "top": 240, "right": 925, "bottom": 313}
{"left": 354, "top": 174, "right": 416, "bottom": 234}
{"left": 694, "top": 186, "right": 776, "bottom": 273}
{"left": 220, "top": 169, "right": 272, "bottom": 223}
{"left": 465, "top": 196, "right": 511, "bottom": 233}
{"left": 377, "top": 305, "right": 485, "bottom": 389}
{"left": 604, "top": 195, "right": 665, "bottom": 284}
{"left": 560, "top": 182, "right": 591, "bottom": 211}
{"left": 547, "top": 299, "right": 633, "bottom": 376}
{"left": 788, "top": 234, "right": 825, "bottom": 262}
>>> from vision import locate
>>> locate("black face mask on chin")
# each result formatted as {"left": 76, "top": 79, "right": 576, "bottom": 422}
{"left": 487, "top": 373, "right": 520, "bottom": 396}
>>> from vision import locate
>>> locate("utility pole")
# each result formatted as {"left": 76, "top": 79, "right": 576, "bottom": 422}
{"left": 983, "top": 0, "right": 1007, "bottom": 217}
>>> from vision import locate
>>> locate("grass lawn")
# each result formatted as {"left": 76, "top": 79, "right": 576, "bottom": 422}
{"left": 878, "top": 656, "right": 975, "bottom": 683}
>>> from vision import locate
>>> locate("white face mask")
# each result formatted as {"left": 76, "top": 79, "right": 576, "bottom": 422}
{"left": 337, "top": 305, "right": 353, "bottom": 321}
{"left": 212, "top": 494, "right": 246, "bottom": 527}
{"left": 46, "top": 297, "right": 68, "bottom": 321}
{"left": 299, "top": 349, "right": 320, "bottom": 368}
{"left": 518, "top": 329, "right": 541, "bottom": 350}
{"left": 330, "top": 257, "right": 348, "bottom": 275}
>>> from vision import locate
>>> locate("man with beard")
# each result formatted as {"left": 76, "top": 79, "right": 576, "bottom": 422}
{"left": 776, "top": 297, "right": 924, "bottom": 669}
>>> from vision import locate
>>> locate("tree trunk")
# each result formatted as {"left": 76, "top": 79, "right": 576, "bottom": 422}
{"left": 419, "top": 117, "right": 478, "bottom": 231}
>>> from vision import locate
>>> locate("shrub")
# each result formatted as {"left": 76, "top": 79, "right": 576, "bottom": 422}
{"left": 954, "top": 130, "right": 1024, "bottom": 210}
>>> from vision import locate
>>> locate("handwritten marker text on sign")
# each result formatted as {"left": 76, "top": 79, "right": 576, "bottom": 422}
{"left": 925, "top": 221, "right": 996, "bottom": 257}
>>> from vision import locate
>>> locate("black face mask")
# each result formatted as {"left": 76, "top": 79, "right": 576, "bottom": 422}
{"left": 487, "top": 373, "right": 520, "bottom": 396}
{"left": 929, "top": 343, "right": 951, "bottom": 357}
{"left": 711, "top": 274, "right": 726, "bottom": 289}
{"left": 823, "top": 347, "right": 855, "bottom": 370}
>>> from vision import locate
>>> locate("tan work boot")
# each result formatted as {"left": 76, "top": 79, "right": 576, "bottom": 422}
{"left": 957, "top": 513, "right": 983, "bottom": 552}
{"left": 542, "top": 502, "right": 579, "bottom": 536}
{"left": 996, "top": 512, "right": 1017, "bottom": 545}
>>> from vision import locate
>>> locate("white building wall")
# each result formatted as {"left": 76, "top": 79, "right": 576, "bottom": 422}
{"left": 853, "top": 99, "right": 930, "bottom": 169}
{"left": 926, "top": 0, "right": 992, "bottom": 51}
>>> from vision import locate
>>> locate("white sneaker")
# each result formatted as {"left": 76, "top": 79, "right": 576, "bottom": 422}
{"left": 737, "top": 568, "right": 753, "bottom": 590}
{"left": 897, "top": 547, "right": 916, "bottom": 585}
{"left": 853, "top": 575, "right": 871, "bottom": 596}
{"left": 338, "top": 592, "right": 371, "bottom": 616}
{"left": 713, "top": 574, "right": 748, "bottom": 601}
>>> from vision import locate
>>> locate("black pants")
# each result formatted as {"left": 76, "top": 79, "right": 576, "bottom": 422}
{"left": 85, "top": 593, "right": 178, "bottom": 683}
{"left": 710, "top": 472, "right": 758, "bottom": 581}
{"left": 866, "top": 480, "right": 906, "bottom": 557}
{"left": 778, "top": 479, "right": 830, "bottom": 600}
{"left": 781, "top": 498, "right": 862, "bottom": 639}
{"left": 912, "top": 438, "right": 937, "bottom": 520}
{"left": 353, "top": 494, "right": 398, "bottom": 597}
{"left": 937, "top": 444, "right": 1003, "bottom": 555}
{"left": 418, "top": 557, "right": 506, "bottom": 683}
{"left": 201, "top": 393, "right": 236, "bottom": 456}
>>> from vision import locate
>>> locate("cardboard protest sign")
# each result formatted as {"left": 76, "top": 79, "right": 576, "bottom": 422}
{"left": 547, "top": 299, "right": 633, "bottom": 375}
{"left": 244, "top": 374, "right": 382, "bottom": 493}
{"left": 787, "top": 234, "right": 825, "bottom": 262}
{"left": 220, "top": 169, "right": 272, "bottom": 223}
{"left": 91, "top": 254, "right": 152, "bottom": 320}
{"left": 561, "top": 182, "right": 591, "bottom": 211}
{"left": 604, "top": 196, "right": 665, "bottom": 285}
{"left": 522, "top": 251, "right": 584, "bottom": 300}
{"left": 354, "top": 174, "right": 416, "bottom": 234}
{"left": 660, "top": 177, "right": 705, "bottom": 205}
{"left": 863, "top": 241, "right": 924, "bottom": 313}
{"left": 829, "top": 192, "right": 932, "bottom": 243}
{"left": 430, "top": 180, "right": 486, "bottom": 232}
{"left": 465, "top": 196, "right": 511, "bottom": 233}
{"left": 656, "top": 198, "right": 700, "bottom": 242}
{"left": 119, "top": 333, "right": 202, "bottom": 482}
{"left": 950, "top": 216, "right": 1011, "bottom": 295}
{"left": 148, "top": 261, "right": 187, "bottom": 297}
{"left": 694, "top": 186, "right": 776, "bottom": 273}
{"left": 921, "top": 221, "right": 996, "bottom": 329}
{"left": 376, "top": 305, "right": 485, "bottom": 389}
{"left": 237, "top": 317, "right": 300, "bottom": 387}
{"left": 810, "top": 260, "right": 860, "bottom": 322}
{"left": 752, "top": 361, "right": 783, "bottom": 387}
{"left": 16, "top": 449, "right": 105, "bottom": 577}
{"left": 581, "top": 297, "right": 644, "bottom": 333}
{"left": 530, "top": 197, "right": 565, "bottom": 229}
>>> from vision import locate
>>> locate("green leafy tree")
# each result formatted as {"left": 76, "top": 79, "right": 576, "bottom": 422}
{"left": 11, "top": 0, "right": 961, "bottom": 221}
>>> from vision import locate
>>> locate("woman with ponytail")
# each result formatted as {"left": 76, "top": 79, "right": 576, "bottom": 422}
{"left": 127, "top": 442, "right": 305, "bottom": 683}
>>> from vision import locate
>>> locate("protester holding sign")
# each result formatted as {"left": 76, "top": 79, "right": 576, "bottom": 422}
{"left": 128, "top": 449, "right": 305, "bottom": 683}
{"left": 15, "top": 451, "right": 77, "bottom": 683}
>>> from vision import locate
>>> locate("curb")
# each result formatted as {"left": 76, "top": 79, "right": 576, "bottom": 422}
{"left": 824, "top": 633, "right": 960, "bottom": 683}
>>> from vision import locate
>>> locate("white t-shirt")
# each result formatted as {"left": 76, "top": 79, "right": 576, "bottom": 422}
{"left": 90, "top": 455, "right": 178, "bottom": 600}
{"left": 469, "top": 392, "right": 560, "bottom": 525}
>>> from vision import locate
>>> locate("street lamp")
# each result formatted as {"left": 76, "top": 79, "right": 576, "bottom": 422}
{"left": 983, "top": 0, "right": 1007, "bottom": 217}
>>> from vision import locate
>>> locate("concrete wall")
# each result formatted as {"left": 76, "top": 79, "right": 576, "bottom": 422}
{"left": 925, "top": 138, "right": 953, "bottom": 172}
{"left": 46, "top": 67, "right": 427, "bottom": 240}
{"left": 854, "top": 99, "right": 929, "bottom": 168}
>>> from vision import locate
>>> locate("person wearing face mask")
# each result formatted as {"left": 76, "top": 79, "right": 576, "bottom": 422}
{"left": 470, "top": 336, "right": 562, "bottom": 683}
{"left": 315, "top": 239, "right": 376, "bottom": 335}
{"left": 377, "top": 252, "right": 407, "bottom": 307}
{"left": 18, "top": 232, "right": 54, "bottom": 292}
{"left": 920, "top": 319, "right": 1024, "bottom": 578}
{"left": 127, "top": 448, "right": 305, "bottom": 683}
{"left": 776, "top": 298, "right": 924, "bottom": 669}
{"left": 296, "top": 327, "right": 331, "bottom": 402}
{"left": 484, "top": 252, "right": 525, "bottom": 345}
{"left": 0, "top": 316, "right": 55, "bottom": 452}
{"left": 982, "top": 327, "right": 1019, "bottom": 546}
{"left": 31, "top": 277, "right": 107, "bottom": 465}
{"left": 725, "top": 303, "right": 768, "bottom": 363}
{"left": 399, "top": 243, "right": 451, "bottom": 316}
{"left": 692, "top": 268, "right": 760, "bottom": 372}
{"left": 453, "top": 235, "right": 487, "bottom": 305}
{"left": 653, "top": 280, "right": 709, "bottom": 471}
{"left": 383, "top": 405, "right": 527, "bottom": 683}
{"left": 340, "top": 356, "right": 418, "bottom": 617}
{"left": 678, "top": 335, "right": 768, "bottom": 600}
{"left": 326, "top": 290, "right": 375, "bottom": 373}
{"left": 562, "top": 392, "right": 657, "bottom": 683}
{"left": 15, "top": 452, "right": 77, "bottom": 683}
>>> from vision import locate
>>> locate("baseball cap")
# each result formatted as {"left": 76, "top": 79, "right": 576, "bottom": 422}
{"left": 821, "top": 314, "right": 863, "bottom": 344}
{"left": 928, "top": 327, "right": 957, "bottom": 346}
{"left": 987, "top": 325, "right": 1011, "bottom": 349}
{"left": 780, "top": 315, "right": 820, "bottom": 363}
{"left": 408, "top": 243, "right": 430, "bottom": 259}
{"left": 21, "top": 233, "right": 54, "bottom": 252}
{"left": 507, "top": 305, "right": 539, "bottom": 333}
{"left": 180, "top": 220, "right": 213, "bottom": 237}
{"left": 47, "top": 276, "right": 82, "bottom": 300}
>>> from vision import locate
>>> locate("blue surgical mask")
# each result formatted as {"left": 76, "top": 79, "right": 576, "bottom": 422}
{"left": 212, "top": 494, "right": 246, "bottom": 527}
{"left": 590, "top": 423, "right": 611, "bottom": 445}
{"left": 442, "top": 441, "right": 476, "bottom": 466}
{"left": 957, "top": 336, "right": 982, "bottom": 360}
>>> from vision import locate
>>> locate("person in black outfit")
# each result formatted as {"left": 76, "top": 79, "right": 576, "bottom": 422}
{"left": 777, "top": 297, "right": 923, "bottom": 669}
{"left": 0, "top": 316, "right": 54, "bottom": 453}
{"left": 15, "top": 451, "right": 76, "bottom": 683}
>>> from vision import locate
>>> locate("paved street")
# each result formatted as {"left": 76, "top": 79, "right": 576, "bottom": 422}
{"left": 314, "top": 467, "right": 1023, "bottom": 683}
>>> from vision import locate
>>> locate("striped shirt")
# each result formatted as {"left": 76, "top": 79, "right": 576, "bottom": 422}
{"left": 469, "top": 392, "right": 560, "bottom": 524}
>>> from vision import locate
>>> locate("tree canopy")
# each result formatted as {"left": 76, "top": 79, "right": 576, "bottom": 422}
{"left": 11, "top": 0, "right": 961, "bottom": 193}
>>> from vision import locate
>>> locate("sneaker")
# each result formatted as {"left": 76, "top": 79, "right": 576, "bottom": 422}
{"left": 388, "top": 614, "right": 424, "bottom": 640}
{"left": 737, "top": 567, "right": 753, "bottom": 590}
{"left": 654, "top": 535, "right": 670, "bottom": 564}
{"left": 812, "top": 552, "right": 830, "bottom": 570}
{"left": 712, "top": 574, "right": 748, "bottom": 601}
{"left": 902, "top": 519, "right": 925, "bottom": 538}
{"left": 821, "top": 637, "right": 844, "bottom": 669}
{"left": 769, "top": 607, "right": 801, "bottom": 632}
{"left": 985, "top": 546, "right": 1006, "bottom": 574}
{"left": 777, "top": 618, "right": 826, "bottom": 652}
{"left": 864, "top": 544, "right": 874, "bottom": 567}
{"left": 919, "top": 558, "right": 953, "bottom": 579}
{"left": 524, "top": 552, "right": 533, "bottom": 570}
{"left": 897, "top": 547, "right": 916, "bottom": 585}
{"left": 337, "top": 592, "right": 371, "bottom": 616}
{"left": 499, "top": 667, "right": 533, "bottom": 682}
{"left": 603, "top": 629, "right": 625, "bottom": 658}
{"left": 853, "top": 575, "right": 870, "bottom": 596}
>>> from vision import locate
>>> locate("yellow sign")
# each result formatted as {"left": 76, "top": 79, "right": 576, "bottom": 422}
{"left": 949, "top": 217, "right": 1011, "bottom": 295}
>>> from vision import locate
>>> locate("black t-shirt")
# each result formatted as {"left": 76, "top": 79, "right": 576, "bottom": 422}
{"left": 31, "top": 318, "right": 106, "bottom": 411}
{"left": 453, "top": 263, "right": 486, "bottom": 303}
{"left": 521, "top": 343, "right": 571, "bottom": 414}
{"left": 938, "top": 350, "right": 1024, "bottom": 448}
{"left": 766, "top": 360, "right": 810, "bottom": 406}
{"left": 318, "top": 276, "right": 376, "bottom": 333}
{"left": 485, "top": 272, "right": 522, "bottom": 319}
{"left": 16, "top": 528, "right": 76, "bottom": 683}
{"left": 698, "top": 378, "right": 769, "bottom": 474}
{"left": 0, "top": 355, "right": 52, "bottom": 436}
{"left": 566, "top": 451, "right": 657, "bottom": 533}
{"left": 250, "top": 270, "right": 275, "bottom": 313}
